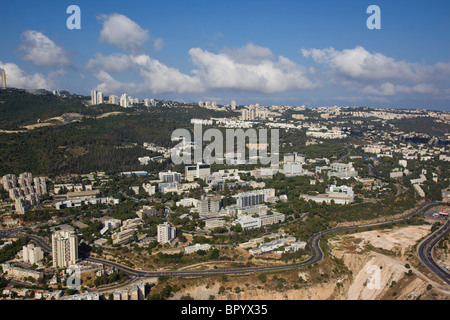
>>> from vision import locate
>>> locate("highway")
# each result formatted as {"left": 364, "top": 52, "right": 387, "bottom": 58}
{"left": 1, "top": 201, "right": 448, "bottom": 284}
{"left": 417, "top": 220, "right": 450, "bottom": 285}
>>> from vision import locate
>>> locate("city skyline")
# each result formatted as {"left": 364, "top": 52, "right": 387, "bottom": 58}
{"left": 1, "top": 0, "right": 450, "bottom": 111}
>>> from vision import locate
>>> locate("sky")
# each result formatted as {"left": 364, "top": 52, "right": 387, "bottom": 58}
{"left": 0, "top": 0, "right": 449, "bottom": 111}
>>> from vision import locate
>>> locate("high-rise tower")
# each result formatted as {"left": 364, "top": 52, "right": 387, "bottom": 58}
{"left": 1, "top": 69, "right": 6, "bottom": 89}
{"left": 52, "top": 230, "right": 78, "bottom": 268}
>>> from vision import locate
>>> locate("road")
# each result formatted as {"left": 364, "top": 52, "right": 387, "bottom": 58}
{"left": 1, "top": 201, "right": 448, "bottom": 286}
{"left": 417, "top": 220, "right": 450, "bottom": 285}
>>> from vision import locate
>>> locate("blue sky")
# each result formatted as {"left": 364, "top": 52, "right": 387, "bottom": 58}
{"left": 1, "top": 0, "right": 449, "bottom": 110}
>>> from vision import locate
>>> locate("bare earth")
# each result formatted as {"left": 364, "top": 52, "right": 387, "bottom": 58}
{"left": 131, "top": 225, "right": 449, "bottom": 300}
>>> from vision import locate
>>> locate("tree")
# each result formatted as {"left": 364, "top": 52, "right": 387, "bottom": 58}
{"left": 258, "top": 273, "right": 267, "bottom": 283}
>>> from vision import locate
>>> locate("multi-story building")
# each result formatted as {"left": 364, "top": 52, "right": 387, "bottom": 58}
{"left": 327, "top": 162, "right": 358, "bottom": 179}
{"left": 283, "top": 152, "right": 306, "bottom": 164}
{"left": 301, "top": 185, "right": 354, "bottom": 205}
{"left": 1, "top": 263, "right": 43, "bottom": 281}
{"left": 157, "top": 222, "right": 176, "bottom": 244}
{"left": 97, "top": 91, "right": 104, "bottom": 105}
{"left": 109, "top": 95, "right": 120, "bottom": 105}
{"left": 236, "top": 189, "right": 275, "bottom": 208}
{"left": 184, "top": 243, "right": 212, "bottom": 254}
{"left": 258, "top": 212, "right": 285, "bottom": 227}
{"left": 185, "top": 164, "right": 211, "bottom": 181}
{"left": 283, "top": 163, "right": 304, "bottom": 175}
{"left": 159, "top": 170, "right": 182, "bottom": 183}
{"left": 91, "top": 90, "right": 98, "bottom": 105}
{"left": 197, "top": 194, "right": 222, "bottom": 215}
{"left": 33, "top": 176, "right": 47, "bottom": 196}
{"left": 21, "top": 244, "right": 44, "bottom": 265}
{"left": 52, "top": 230, "right": 78, "bottom": 268}
{"left": 111, "top": 228, "right": 137, "bottom": 245}
{"left": 120, "top": 94, "right": 128, "bottom": 108}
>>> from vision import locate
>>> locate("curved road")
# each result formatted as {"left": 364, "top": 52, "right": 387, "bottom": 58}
{"left": 417, "top": 220, "right": 450, "bottom": 285}
{"left": 2, "top": 201, "right": 448, "bottom": 284}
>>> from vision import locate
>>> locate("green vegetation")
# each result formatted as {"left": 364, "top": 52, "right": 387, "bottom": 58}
{"left": 0, "top": 237, "right": 29, "bottom": 263}
{"left": 93, "top": 270, "right": 129, "bottom": 287}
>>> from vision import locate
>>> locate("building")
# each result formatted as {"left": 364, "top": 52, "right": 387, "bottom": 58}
{"left": 91, "top": 90, "right": 98, "bottom": 105}
{"left": 136, "top": 206, "right": 157, "bottom": 219}
{"left": 158, "top": 182, "right": 178, "bottom": 194}
{"left": 235, "top": 215, "right": 261, "bottom": 229}
{"left": 111, "top": 228, "right": 137, "bottom": 245}
{"left": 100, "top": 218, "right": 121, "bottom": 235}
{"left": 184, "top": 243, "right": 211, "bottom": 254}
{"left": 258, "top": 212, "right": 285, "bottom": 227}
{"left": 52, "top": 230, "right": 78, "bottom": 268}
{"left": 252, "top": 167, "right": 274, "bottom": 179}
{"left": 283, "top": 152, "right": 306, "bottom": 164}
{"left": 33, "top": 176, "right": 47, "bottom": 196}
{"left": 1, "top": 263, "right": 43, "bottom": 281}
{"left": 236, "top": 189, "right": 275, "bottom": 208}
{"left": 61, "top": 292, "right": 100, "bottom": 300}
{"left": 21, "top": 244, "right": 44, "bottom": 265}
{"left": 54, "top": 197, "right": 119, "bottom": 210}
{"left": 97, "top": 91, "right": 104, "bottom": 105}
{"left": 112, "top": 282, "right": 145, "bottom": 300}
{"left": 109, "top": 95, "right": 120, "bottom": 105}
{"left": 328, "top": 163, "right": 358, "bottom": 179}
{"left": 198, "top": 194, "right": 222, "bottom": 215}
{"left": 142, "top": 183, "right": 156, "bottom": 196}
{"left": 283, "top": 163, "right": 304, "bottom": 176}
{"left": 120, "top": 93, "right": 128, "bottom": 108}
{"left": 159, "top": 170, "right": 182, "bottom": 183}
{"left": 157, "top": 222, "right": 176, "bottom": 244}
{"left": 300, "top": 185, "right": 354, "bottom": 205}
{"left": 204, "top": 218, "right": 225, "bottom": 230}
{"left": 185, "top": 164, "right": 211, "bottom": 181}
{"left": 2, "top": 68, "right": 6, "bottom": 89}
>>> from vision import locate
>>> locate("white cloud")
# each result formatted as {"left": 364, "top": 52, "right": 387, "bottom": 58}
{"left": 20, "top": 30, "right": 71, "bottom": 67}
{"left": 92, "top": 43, "right": 319, "bottom": 95}
{"left": 189, "top": 46, "right": 319, "bottom": 93}
{"left": 93, "top": 55, "right": 201, "bottom": 95}
{"left": 362, "top": 82, "right": 439, "bottom": 96}
{"left": 302, "top": 46, "right": 423, "bottom": 82}
{"left": 0, "top": 61, "right": 52, "bottom": 89}
{"left": 85, "top": 53, "right": 135, "bottom": 73}
{"left": 153, "top": 38, "right": 164, "bottom": 52}
{"left": 221, "top": 43, "right": 274, "bottom": 64}
{"left": 98, "top": 13, "right": 150, "bottom": 52}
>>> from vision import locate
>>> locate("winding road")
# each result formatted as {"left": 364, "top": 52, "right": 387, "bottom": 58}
{"left": 417, "top": 220, "right": 450, "bottom": 285}
{"left": 1, "top": 201, "right": 448, "bottom": 287}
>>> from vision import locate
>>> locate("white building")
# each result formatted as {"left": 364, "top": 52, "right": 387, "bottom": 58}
{"left": 97, "top": 91, "right": 104, "bottom": 105}
{"left": 142, "top": 183, "right": 156, "bottom": 196}
{"left": 185, "top": 164, "right": 211, "bottom": 181}
{"left": 236, "top": 189, "right": 276, "bottom": 208}
{"left": 109, "top": 95, "right": 120, "bottom": 105}
{"left": 120, "top": 94, "right": 128, "bottom": 108}
{"left": 157, "top": 222, "right": 176, "bottom": 244}
{"left": 22, "top": 244, "right": 44, "bottom": 265}
{"left": 52, "top": 230, "right": 78, "bottom": 268}
{"left": 283, "top": 163, "right": 304, "bottom": 175}
{"left": 91, "top": 90, "right": 98, "bottom": 105}
{"left": 184, "top": 243, "right": 211, "bottom": 254}
{"left": 159, "top": 171, "right": 182, "bottom": 183}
